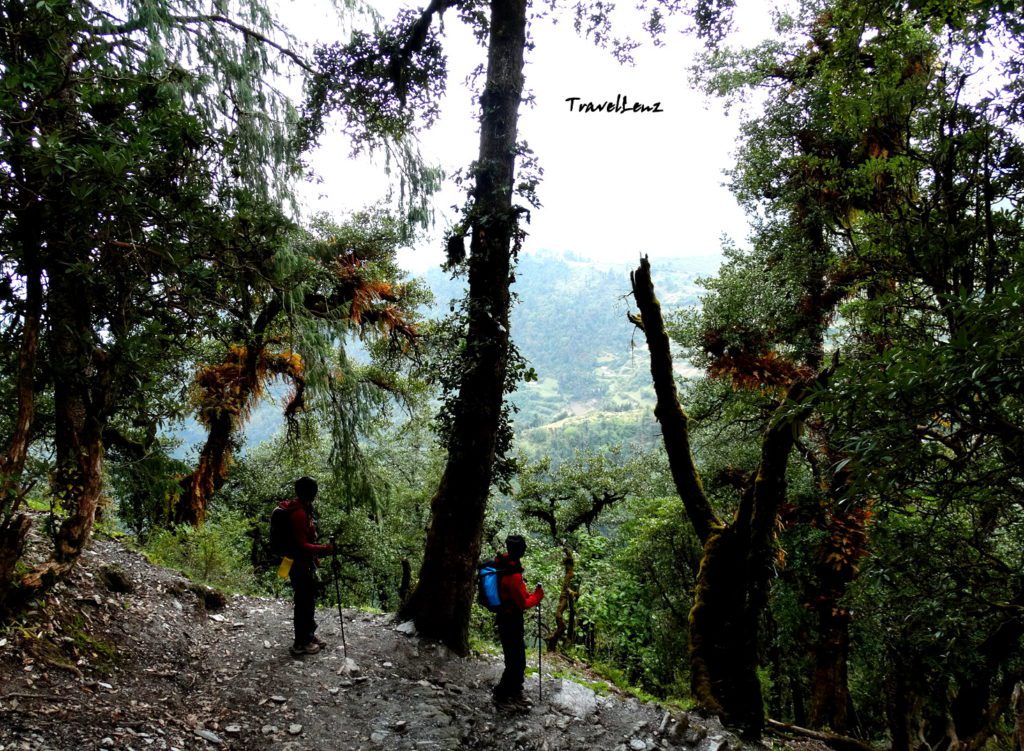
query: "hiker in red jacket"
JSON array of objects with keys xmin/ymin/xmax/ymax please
[
  {"xmin": 278, "ymin": 476, "xmax": 336, "ymax": 656},
  {"xmin": 493, "ymin": 534, "xmax": 544, "ymax": 708}
]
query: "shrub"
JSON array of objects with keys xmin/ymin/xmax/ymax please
[{"xmin": 144, "ymin": 510, "xmax": 255, "ymax": 592}]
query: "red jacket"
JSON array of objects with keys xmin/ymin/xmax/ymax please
[
  {"xmin": 495, "ymin": 553, "xmax": 543, "ymax": 613},
  {"xmin": 278, "ymin": 499, "xmax": 333, "ymax": 560}
]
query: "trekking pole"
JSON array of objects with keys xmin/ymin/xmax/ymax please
[
  {"xmin": 537, "ymin": 597, "xmax": 543, "ymax": 703},
  {"xmin": 329, "ymin": 537, "xmax": 347, "ymax": 658}
]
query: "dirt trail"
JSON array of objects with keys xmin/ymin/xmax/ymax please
[{"xmin": 0, "ymin": 534, "xmax": 778, "ymax": 751}]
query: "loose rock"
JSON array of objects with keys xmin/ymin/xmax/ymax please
[
  {"xmin": 193, "ymin": 728, "xmax": 223, "ymax": 745},
  {"xmin": 550, "ymin": 680, "xmax": 598, "ymax": 719},
  {"xmin": 338, "ymin": 658, "xmax": 360, "ymax": 677},
  {"xmin": 707, "ymin": 734, "xmax": 731, "ymax": 751},
  {"xmin": 683, "ymin": 726, "xmax": 708, "ymax": 745}
]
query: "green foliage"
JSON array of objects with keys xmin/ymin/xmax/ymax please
[
  {"xmin": 483, "ymin": 450, "xmax": 697, "ymax": 700},
  {"xmin": 109, "ymin": 444, "xmax": 191, "ymax": 539},
  {"xmin": 302, "ymin": 10, "xmax": 446, "ymax": 151},
  {"xmin": 300, "ymin": 8, "xmax": 445, "ymax": 228},
  {"xmin": 145, "ymin": 511, "xmax": 255, "ymax": 592},
  {"xmin": 213, "ymin": 413, "xmax": 440, "ymax": 608},
  {"xmin": 0, "ymin": 0, "xmax": 323, "ymax": 577},
  {"xmin": 685, "ymin": 0, "xmax": 1024, "ymax": 740}
]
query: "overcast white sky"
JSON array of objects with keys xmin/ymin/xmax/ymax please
[{"xmin": 283, "ymin": 1, "xmax": 776, "ymax": 272}]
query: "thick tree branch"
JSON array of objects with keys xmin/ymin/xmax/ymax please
[
  {"xmin": 630, "ymin": 255, "xmax": 721, "ymax": 543},
  {"xmin": 390, "ymin": 0, "xmax": 457, "ymax": 104},
  {"xmin": 564, "ymin": 490, "xmax": 623, "ymax": 534}
]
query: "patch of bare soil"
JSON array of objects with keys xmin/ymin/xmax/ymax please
[{"xmin": 0, "ymin": 532, "xmax": 823, "ymax": 751}]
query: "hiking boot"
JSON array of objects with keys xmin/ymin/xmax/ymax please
[
  {"xmin": 493, "ymin": 692, "xmax": 531, "ymax": 712},
  {"xmin": 508, "ymin": 693, "xmax": 533, "ymax": 709},
  {"xmin": 310, "ymin": 636, "xmax": 327, "ymax": 648},
  {"xmin": 289, "ymin": 641, "xmax": 322, "ymax": 656}
]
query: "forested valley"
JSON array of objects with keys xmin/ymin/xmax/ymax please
[{"xmin": 1, "ymin": 0, "xmax": 1023, "ymax": 750}]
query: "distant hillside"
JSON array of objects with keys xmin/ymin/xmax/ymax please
[
  {"xmin": 169, "ymin": 251, "xmax": 717, "ymax": 461},
  {"xmin": 425, "ymin": 250, "xmax": 714, "ymax": 459}
]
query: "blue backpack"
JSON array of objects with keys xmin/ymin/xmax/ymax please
[{"xmin": 477, "ymin": 560, "xmax": 507, "ymax": 611}]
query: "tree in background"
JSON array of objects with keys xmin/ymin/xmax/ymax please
[
  {"xmin": 173, "ymin": 208, "xmax": 426, "ymax": 525},
  {"xmin": 681, "ymin": 0, "xmax": 1024, "ymax": 742},
  {"xmin": 514, "ymin": 451, "xmax": 644, "ymax": 653},
  {"xmin": 631, "ymin": 255, "xmax": 833, "ymax": 738},
  {"xmin": 0, "ymin": 0, "xmax": 310, "ymax": 612},
  {"xmin": 394, "ymin": 0, "xmax": 530, "ymax": 653}
]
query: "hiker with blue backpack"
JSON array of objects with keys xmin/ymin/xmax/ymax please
[
  {"xmin": 482, "ymin": 534, "xmax": 544, "ymax": 709},
  {"xmin": 270, "ymin": 476, "xmax": 337, "ymax": 657}
]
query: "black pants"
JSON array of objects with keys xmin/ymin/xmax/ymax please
[
  {"xmin": 495, "ymin": 610, "xmax": 526, "ymax": 698},
  {"xmin": 289, "ymin": 561, "xmax": 318, "ymax": 647}
]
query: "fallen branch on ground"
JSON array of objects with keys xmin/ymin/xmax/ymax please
[{"xmin": 767, "ymin": 718, "xmax": 882, "ymax": 751}]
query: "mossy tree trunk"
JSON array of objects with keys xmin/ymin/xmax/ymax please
[
  {"xmin": 397, "ymin": 0, "xmax": 528, "ymax": 654},
  {"xmin": 19, "ymin": 258, "xmax": 112, "ymax": 598},
  {"xmin": 174, "ymin": 343, "xmax": 262, "ymax": 527},
  {"xmin": 11, "ymin": 48, "xmax": 117, "ymax": 601},
  {"xmin": 175, "ymin": 412, "xmax": 237, "ymax": 526},
  {"xmin": 630, "ymin": 256, "xmax": 830, "ymax": 739},
  {"xmin": 545, "ymin": 544, "xmax": 576, "ymax": 651},
  {"xmin": 175, "ymin": 296, "xmax": 305, "ymax": 526},
  {"xmin": 804, "ymin": 483, "xmax": 868, "ymax": 734}
]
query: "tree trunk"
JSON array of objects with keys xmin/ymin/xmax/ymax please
[
  {"xmin": 176, "ymin": 411, "xmax": 234, "ymax": 525},
  {"xmin": 1012, "ymin": 682, "xmax": 1024, "ymax": 751},
  {"xmin": 174, "ymin": 339, "xmax": 299, "ymax": 526},
  {"xmin": 885, "ymin": 658, "xmax": 920, "ymax": 751},
  {"xmin": 0, "ymin": 259, "xmax": 42, "ymax": 602},
  {"xmin": 946, "ymin": 593, "xmax": 1024, "ymax": 751},
  {"xmin": 792, "ymin": 670, "xmax": 808, "ymax": 727},
  {"xmin": 807, "ymin": 605, "xmax": 853, "ymax": 732},
  {"xmin": 2, "ymin": 13, "xmax": 109, "ymax": 606},
  {"xmin": 397, "ymin": 0, "xmax": 527, "ymax": 654},
  {"xmin": 19, "ymin": 265, "xmax": 110, "ymax": 597},
  {"xmin": 805, "ymin": 498, "xmax": 868, "ymax": 734},
  {"xmin": 398, "ymin": 558, "xmax": 412, "ymax": 604},
  {"xmin": 631, "ymin": 256, "xmax": 829, "ymax": 739},
  {"xmin": 174, "ymin": 342, "xmax": 259, "ymax": 526},
  {"xmin": 628, "ymin": 257, "xmax": 721, "ymax": 546},
  {"xmin": 0, "ymin": 261, "xmax": 42, "ymax": 501},
  {"xmin": 688, "ymin": 524, "xmax": 764, "ymax": 733},
  {"xmin": 546, "ymin": 545, "xmax": 575, "ymax": 651},
  {"xmin": 0, "ymin": 155, "xmax": 47, "ymax": 610}
]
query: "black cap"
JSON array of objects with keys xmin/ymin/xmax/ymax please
[
  {"xmin": 505, "ymin": 534, "xmax": 526, "ymax": 559},
  {"xmin": 295, "ymin": 476, "xmax": 318, "ymax": 503}
]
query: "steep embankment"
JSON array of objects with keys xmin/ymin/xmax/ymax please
[{"xmin": 0, "ymin": 533, "xmax": 804, "ymax": 751}]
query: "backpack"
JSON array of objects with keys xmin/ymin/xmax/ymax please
[
  {"xmin": 269, "ymin": 504, "xmax": 294, "ymax": 557},
  {"xmin": 477, "ymin": 559, "xmax": 507, "ymax": 611}
]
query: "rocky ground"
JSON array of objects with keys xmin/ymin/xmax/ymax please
[{"xmin": 0, "ymin": 533, "xmax": 823, "ymax": 751}]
